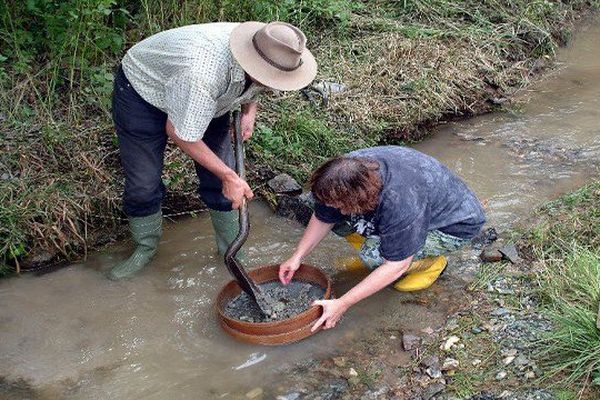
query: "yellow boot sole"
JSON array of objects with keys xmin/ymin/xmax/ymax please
[{"xmin": 393, "ymin": 256, "xmax": 447, "ymax": 292}]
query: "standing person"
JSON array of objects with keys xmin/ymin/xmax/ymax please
[
  {"xmin": 110, "ymin": 21, "xmax": 317, "ymax": 280},
  {"xmin": 278, "ymin": 146, "xmax": 485, "ymax": 331}
]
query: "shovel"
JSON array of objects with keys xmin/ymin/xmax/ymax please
[{"xmin": 223, "ymin": 110, "xmax": 274, "ymax": 316}]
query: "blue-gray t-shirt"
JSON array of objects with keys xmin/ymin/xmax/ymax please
[{"xmin": 314, "ymin": 146, "xmax": 486, "ymax": 261}]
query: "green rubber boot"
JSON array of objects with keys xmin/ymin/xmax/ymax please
[
  {"xmin": 208, "ymin": 209, "xmax": 242, "ymax": 257},
  {"xmin": 108, "ymin": 211, "xmax": 162, "ymax": 280}
]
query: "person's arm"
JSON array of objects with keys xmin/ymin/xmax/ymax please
[
  {"xmin": 165, "ymin": 119, "xmax": 253, "ymax": 209},
  {"xmin": 279, "ymin": 214, "xmax": 334, "ymax": 284},
  {"xmin": 240, "ymin": 102, "xmax": 258, "ymax": 141},
  {"xmin": 311, "ymin": 256, "xmax": 413, "ymax": 331}
]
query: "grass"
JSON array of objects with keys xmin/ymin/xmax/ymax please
[
  {"xmin": 0, "ymin": 0, "xmax": 598, "ymax": 272},
  {"xmin": 524, "ymin": 181, "xmax": 600, "ymax": 395}
]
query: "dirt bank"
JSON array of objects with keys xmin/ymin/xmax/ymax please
[{"xmin": 0, "ymin": 1, "xmax": 597, "ymax": 273}]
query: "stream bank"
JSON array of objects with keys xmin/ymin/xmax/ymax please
[{"xmin": 1, "ymin": 1, "xmax": 598, "ymax": 273}]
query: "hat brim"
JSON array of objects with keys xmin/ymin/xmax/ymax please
[{"xmin": 230, "ymin": 21, "xmax": 317, "ymax": 91}]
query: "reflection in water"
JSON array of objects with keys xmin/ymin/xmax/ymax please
[{"xmin": 1, "ymin": 19, "xmax": 600, "ymax": 400}]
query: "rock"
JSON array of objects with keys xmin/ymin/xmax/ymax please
[
  {"xmin": 313, "ymin": 80, "xmax": 346, "ymax": 94},
  {"xmin": 348, "ymin": 368, "xmax": 358, "ymax": 377},
  {"xmin": 471, "ymin": 227, "xmax": 498, "ymax": 248},
  {"xmin": 442, "ymin": 336, "xmax": 460, "ymax": 351},
  {"xmin": 491, "ymin": 308, "xmax": 510, "ymax": 317},
  {"xmin": 420, "ymin": 355, "xmax": 440, "ymax": 370},
  {"xmin": 277, "ymin": 394, "xmax": 300, "ymax": 400},
  {"xmin": 495, "ymin": 371, "xmax": 507, "ymax": 380},
  {"xmin": 480, "ymin": 247, "xmax": 503, "ymax": 262},
  {"xmin": 276, "ymin": 193, "xmax": 313, "ymax": 226},
  {"xmin": 268, "ymin": 173, "xmax": 302, "ymax": 194},
  {"xmin": 321, "ymin": 379, "xmax": 350, "ymax": 398},
  {"xmin": 332, "ymin": 357, "xmax": 347, "ymax": 368},
  {"xmin": 472, "ymin": 359, "xmax": 482, "ymax": 367},
  {"xmin": 503, "ymin": 356, "xmax": 515, "ymax": 365},
  {"xmin": 471, "ymin": 327, "xmax": 483, "ymax": 334},
  {"xmin": 524, "ymin": 371, "xmax": 536, "ymax": 380},
  {"xmin": 503, "ymin": 349, "xmax": 518, "ymax": 357},
  {"xmin": 360, "ymin": 386, "xmax": 389, "ymax": 400},
  {"xmin": 421, "ymin": 355, "xmax": 442, "ymax": 378},
  {"xmin": 21, "ymin": 249, "xmax": 56, "ymax": 270},
  {"xmin": 425, "ymin": 366, "xmax": 443, "ymax": 379},
  {"xmin": 402, "ymin": 333, "xmax": 421, "ymax": 351},
  {"xmin": 246, "ymin": 387, "xmax": 264, "ymax": 399},
  {"xmin": 422, "ymin": 383, "xmax": 445, "ymax": 400},
  {"xmin": 513, "ymin": 355, "xmax": 529, "ymax": 366},
  {"xmin": 442, "ymin": 358, "xmax": 459, "ymax": 371},
  {"xmin": 498, "ymin": 243, "xmax": 521, "ymax": 264}
]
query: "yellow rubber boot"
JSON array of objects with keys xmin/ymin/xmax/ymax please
[
  {"xmin": 393, "ymin": 256, "xmax": 447, "ymax": 292},
  {"xmin": 334, "ymin": 233, "xmax": 367, "ymax": 272}
]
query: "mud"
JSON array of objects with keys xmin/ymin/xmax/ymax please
[{"xmin": 224, "ymin": 280, "xmax": 326, "ymax": 322}]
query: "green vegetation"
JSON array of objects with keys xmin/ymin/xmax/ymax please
[
  {"xmin": 1, "ymin": 0, "xmax": 598, "ymax": 272},
  {"xmin": 526, "ymin": 182, "xmax": 600, "ymax": 391}
]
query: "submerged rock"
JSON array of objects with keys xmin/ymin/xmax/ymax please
[{"xmin": 268, "ymin": 173, "xmax": 302, "ymax": 194}]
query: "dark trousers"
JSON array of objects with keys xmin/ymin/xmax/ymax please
[{"xmin": 112, "ymin": 66, "xmax": 234, "ymax": 217}]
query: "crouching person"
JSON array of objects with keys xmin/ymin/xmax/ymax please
[{"xmin": 278, "ymin": 146, "xmax": 485, "ymax": 331}]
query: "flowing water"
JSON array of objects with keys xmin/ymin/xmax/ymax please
[{"xmin": 2, "ymin": 20, "xmax": 600, "ymax": 400}]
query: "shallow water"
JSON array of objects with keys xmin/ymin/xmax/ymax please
[{"xmin": 1, "ymin": 19, "xmax": 600, "ymax": 400}]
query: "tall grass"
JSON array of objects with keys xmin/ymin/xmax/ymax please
[{"xmin": 527, "ymin": 182, "xmax": 600, "ymax": 393}]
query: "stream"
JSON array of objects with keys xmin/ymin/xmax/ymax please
[{"xmin": 1, "ymin": 19, "xmax": 599, "ymax": 400}]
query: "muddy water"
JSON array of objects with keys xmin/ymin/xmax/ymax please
[{"xmin": 2, "ymin": 20, "xmax": 600, "ymax": 400}]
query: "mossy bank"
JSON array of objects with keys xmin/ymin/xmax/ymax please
[{"xmin": 0, "ymin": 0, "xmax": 598, "ymax": 273}]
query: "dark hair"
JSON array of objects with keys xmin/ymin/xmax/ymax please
[{"xmin": 310, "ymin": 156, "xmax": 382, "ymax": 214}]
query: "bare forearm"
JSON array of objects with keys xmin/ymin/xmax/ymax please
[
  {"xmin": 291, "ymin": 214, "xmax": 334, "ymax": 260},
  {"xmin": 241, "ymin": 101, "xmax": 258, "ymax": 117},
  {"xmin": 340, "ymin": 257, "xmax": 412, "ymax": 307},
  {"xmin": 166, "ymin": 119, "xmax": 236, "ymax": 181}
]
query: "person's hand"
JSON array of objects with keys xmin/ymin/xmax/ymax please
[
  {"xmin": 240, "ymin": 107, "xmax": 256, "ymax": 141},
  {"xmin": 279, "ymin": 256, "xmax": 302, "ymax": 285},
  {"xmin": 222, "ymin": 173, "xmax": 253, "ymax": 209},
  {"xmin": 311, "ymin": 298, "xmax": 350, "ymax": 332}
]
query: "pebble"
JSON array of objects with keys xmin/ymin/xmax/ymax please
[
  {"xmin": 503, "ymin": 349, "xmax": 518, "ymax": 357},
  {"xmin": 277, "ymin": 394, "xmax": 300, "ymax": 400},
  {"xmin": 471, "ymin": 327, "xmax": 483, "ymax": 334},
  {"xmin": 426, "ymin": 367, "xmax": 442, "ymax": 379},
  {"xmin": 472, "ymin": 359, "xmax": 482, "ymax": 367},
  {"xmin": 496, "ymin": 371, "xmax": 507, "ymax": 380},
  {"xmin": 348, "ymin": 368, "xmax": 358, "ymax": 377},
  {"xmin": 442, "ymin": 358, "xmax": 460, "ymax": 371},
  {"xmin": 525, "ymin": 371, "xmax": 536, "ymax": 379},
  {"xmin": 246, "ymin": 387, "xmax": 264, "ymax": 399},
  {"xmin": 423, "ymin": 382, "xmax": 445, "ymax": 400},
  {"xmin": 491, "ymin": 308, "xmax": 510, "ymax": 317},
  {"xmin": 402, "ymin": 333, "xmax": 421, "ymax": 351},
  {"xmin": 513, "ymin": 355, "xmax": 530, "ymax": 366},
  {"xmin": 503, "ymin": 356, "xmax": 516, "ymax": 365},
  {"xmin": 442, "ymin": 336, "xmax": 460, "ymax": 351}
]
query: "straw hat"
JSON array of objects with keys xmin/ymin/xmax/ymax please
[{"xmin": 230, "ymin": 21, "xmax": 317, "ymax": 91}]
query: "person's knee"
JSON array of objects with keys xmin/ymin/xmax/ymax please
[{"xmin": 124, "ymin": 181, "xmax": 164, "ymax": 216}]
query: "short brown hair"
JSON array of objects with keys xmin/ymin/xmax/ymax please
[{"xmin": 310, "ymin": 156, "xmax": 382, "ymax": 214}]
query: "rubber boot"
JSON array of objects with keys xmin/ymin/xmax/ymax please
[
  {"xmin": 208, "ymin": 209, "xmax": 241, "ymax": 257},
  {"xmin": 108, "ymin": 211, "xmax": 162, "ymax": 280},
  {"xmin": 393, "ymin": 256, "xmax": 447, "ymax": 292},
  {"xmin": 334, "ymin": 233, "xmax": 368, "ymax": 272}
]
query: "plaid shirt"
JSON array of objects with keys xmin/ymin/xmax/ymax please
[{"xmin": 122, "ymin": 23, "xmax": 264, "ymax": 141}]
